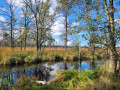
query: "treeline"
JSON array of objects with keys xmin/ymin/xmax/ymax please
[{"xmin": 0, "ymin": 0, "xmax": 56, "ymax": 52}]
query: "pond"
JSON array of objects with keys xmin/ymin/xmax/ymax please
[{"xmin": 0, "ymin": 60, "xmax": 100, "ymax": 86}]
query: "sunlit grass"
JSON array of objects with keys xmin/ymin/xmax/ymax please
[
  {"xmin": 49, "ymin": 65, "xmax": 120, "ymax": 90},
  {"xmin": 0, "ymin": 47, "xmax": 106, "ymax": 65}
]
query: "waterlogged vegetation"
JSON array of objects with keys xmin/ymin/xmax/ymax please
[
  {"xmin": 0, "ymin": 60, "xmax": 99, "ymax": 89},
  {"xmin": 0, "ymin": 47, "xmax": 119, "ymax": 89},
  {"xmin": 48, "ymin": 67, "xmax": 120, "ymax": 90},
  {"xmin": 51, "ymin": 66, "xmax": 109, "ymax": 89},
  {"xmin": 1, "ymin": 64, "xmax": 119, "ymax": 90},
  {"xmin": 0, "ymin": 47, "xmax": 104, "ymax": 66},
  {"xmin": 20, "ymin": 67, "xmax": 120, "ymax": 90}
]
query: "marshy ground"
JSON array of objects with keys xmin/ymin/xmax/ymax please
[{"xmin": 0, "ymin": 47, "xmax": 120, "ymax": 90}]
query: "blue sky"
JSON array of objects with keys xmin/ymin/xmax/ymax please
[
  {"xmin": 0, "ymin": 0, "xmax": 89, "ymax": 46},
  {"xmin": 0, "ymin": 0, "xmax": 120, "ymax": 47}
]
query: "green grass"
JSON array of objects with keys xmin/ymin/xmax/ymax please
[
  {"xmin": 28, "ymin": 85, "xmax": 62, "ymax": 90},
  {"xmin": 0, "ymin": 50, "xmax": 103, "ymax": 66},
  {"xmin": 49, "ymin": 65, "xmax": 120, "ymax": 90}
]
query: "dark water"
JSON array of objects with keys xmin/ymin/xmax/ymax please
[{"xmin": 0, "ymin": 60, "xmax": 100, "ymax": 87}]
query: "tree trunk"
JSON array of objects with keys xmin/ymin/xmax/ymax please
[
  {"xmin": 24, "ymin": 16, "xmax": 27, "ymax": 51},
  {"xmin": 104, "ymin": 29, "xmax": 109, "ymax": 59},
  {"xmin": 104, "ymin": 0, "xmax": 118, "ymax": 73},
  {"xmin": 79, "ymin": 57, "xmax": 82, "ymax": 71},
  {"xmin": 90, "ymin": 44, "xmax": 95, "ymax": 60},
  {"xmin": 13, "ymin": 32, "xmax": 14, "ymax": 49},
  {"xmin": 35, "ymin": 17, "xmax": 39, "ymax": 53},
  {"xmin": 106, "ymin": 47, "xmax": 109, "ymax": 58},
  {"xmin": 11, "ymin": 12, "xmax": 13, "ymax": 50},
  {"xmin": 79, "ymin": 46, "xmax": 81, "ymax": 60},
  {"xmin": 35, "ymin": 0, "xmax": 39, "ymax": 53},
  {"xmin": 36, "ymin": 23, "xmax": 38, "ymax": 53},
  {"xmin": 109, "ymin": 0, "xmax": 118, "ymax": 73},
  {"xmin": 109, "ymin": 50, "xmax": 118, "ymax": 73},
  {"xmin": 64, "ymin": 61, "xmax": 68, "ymax": 70},
  {"xmin": 24, "ymin": 37, "xmax": 27, "ymax": 50},
  {"xmin": 91, "ymin": 61, "xmax": 95, "ymax": 69},
  {"xmin": 92, "ymin": 45, "xmax": 95, "ymax": 60},
  {"xmin": 65, "ymin": 7, "xmax": 67, "ymax": 51},
  {"xmin": 36, "ymin": 27, "xmax": 39, "ymax": 53},
  {"xmin": 118, "ymin": 60, "xmax": 120, "ymax": 71},
  {"xmin": 39, "ymin": 43, "xmax": 42, "ymax": 51},
  {"xmin": 89, "ymin": 31, "xmax": 95, "ymax": 60},
  {"xmin": 20, "ymin": 40, "xmax": 22, "ymax": 51}
]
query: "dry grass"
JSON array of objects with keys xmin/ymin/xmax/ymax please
[
  {"xmin": 0, "ymin": 47, "xmax": 32, "ymax": 58},
  {"xmin": 0, "ymin": 47, "xmax": 89, "ymax": 59},
  {"xmin": 1, "ymin": 47, "xmax": 116, "ymax": 64},
  {"xmin": 0, "ymin": 47, "xmax": 90, "ymax": 65}
]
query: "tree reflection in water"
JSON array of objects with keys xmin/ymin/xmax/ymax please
[
  {"xmin": 0, "ymin": 60, "xmax": 100, "ymax": 89},
  {"xmin": 64, "ymin": 61, "xmax": 68, "ymax": 70},
  {"xmin": 0, "ymin": 65, "xmax": 52, "ymax": 89}
]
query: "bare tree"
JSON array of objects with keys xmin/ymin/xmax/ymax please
[{"xmin": 0, "ymin": 0, "xmax": 18, "ymax": 50}]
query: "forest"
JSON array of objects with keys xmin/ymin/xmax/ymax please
[{"xmin": 0, "ymin": 0, "xmax": 120, "ymax": 90}]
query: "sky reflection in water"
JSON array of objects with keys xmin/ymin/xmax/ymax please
[{"xmin": 0, "ymin": 60, "xmax": 100, "ymax": 85}]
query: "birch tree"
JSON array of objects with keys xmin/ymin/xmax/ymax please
[{"xmin": 104, "ymin": 0, "xmax": 119, "ymax": 73}]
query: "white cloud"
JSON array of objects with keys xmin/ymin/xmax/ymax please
[
  {"xmin": 115, "ymin": 18, "xmax": 120, "ymax": 25},
  {"xmin": 54, "ymin": 38, "xmax": 64, "ymax": 46},
  {"xmin": 0, "ymin": 16, "xmax": 6, "ymax": 22},
  {"xmin": 54, "ymin": 39, "xmax": 60, "ymax": 45},
  {"xmin": 7, "ymin": 0, "xmax": 58, "ymax": 11},
  {"xmin": 72, "ymin": 22, "xmax": 80, "ymax": 27},
  {"xmin": 54, "ymin": 39, "xmax": 72, "ymax": 46},
  {"xmin": 49, "ymin": 0, "xmax": 58, "ymax": 15},
  {"xmin": 51, "ymin": 14, "xmax": 65, "ymax": 36},
  {"xmin": 0, "ymin": 8, "xmax": 6, "ymax": 11},
  {"xmin": 67, "ymin": 41, "xmax": 72, "ymax": 46},
  {"xmin": 7, "ymin": 0, "xmax": 58, "ymax": 18},
  {"xmin": 7, "ymin": 0, "xmax": 23, "ymax": 7},
  {"xmin": 54, "ymin": 39, "xmax": 59, "ymax": 45}
]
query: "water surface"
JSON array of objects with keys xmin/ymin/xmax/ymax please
[{"xmin": 0, "ymin": 60, "xmax": 100, "ymax": 86}]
